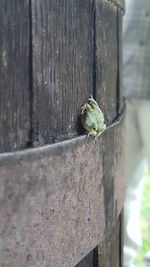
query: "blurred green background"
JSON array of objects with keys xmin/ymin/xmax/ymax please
[{"xmin": 135, "ymin": 171, "xmax": 150, "ymax": 267}]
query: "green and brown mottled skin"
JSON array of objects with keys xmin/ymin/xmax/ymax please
[{"xmin": 81, "ymin": 96, "xmax": 106, "ymax": 137}]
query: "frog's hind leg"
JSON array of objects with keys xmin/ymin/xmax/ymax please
[
  {"xmin": 88, "ymin": 96, "xmax": 99, "ymax": 108},
  {"xmin": 81, "ymin": 103, "xmax": 92, "ymax": 114},
  {"xmin": 88, "ymin": 94, "xmax": 96, "ymax": 102}
]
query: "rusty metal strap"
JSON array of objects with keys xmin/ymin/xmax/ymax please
[{"xmin": 0, "ymin": 112, "xmax": 126, "ymax": 267}]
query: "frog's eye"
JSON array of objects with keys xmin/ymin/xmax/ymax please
[
  {"xmin": 92, "ymin": 127, "xmax": 97, "ymax": 131},
  {"xmin": 91, "ymin": 123, "xmax": 96, "ymax": 130}
]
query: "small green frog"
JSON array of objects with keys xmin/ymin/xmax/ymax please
[{"xmin": 81, "ymin": 96, "xmax": 106, "ymax": 136}]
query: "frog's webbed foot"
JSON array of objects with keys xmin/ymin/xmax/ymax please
[
  {"xmin": 97, "ymin": 127, "xmax": 106, "ymax": 137},
  {"xmin": 94, "ymin": 134, "xmax": 101, "ymax": 143},
  {"xmin": 86, "ymin": 131, "xmax": 100, "ymax": 143},
  {"xmin": 93, "ymin": 130, "xmax": 104, "ymax": 142},
  {"xmin": 87, "ymin": 130, "xmax": 97, "ymax": 138},
  {"xmin": 87, "ymin": 131, "xmax": 93, "ymax": 138}
]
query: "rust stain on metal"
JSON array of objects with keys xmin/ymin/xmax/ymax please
[{"xmin": 0, "ymin": 113, "xmax": 126, "ymax": 267}]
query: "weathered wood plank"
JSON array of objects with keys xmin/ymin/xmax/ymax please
[
  {"xmin": 75, "ymin": 246, "xmax": 98, "ymax": 267},
  {"xmin": 0, "ymin": 0, "xmax": 30, "ymax": 152},
  {"xmin": 117, "ymin": 9, "xmax": 124, "ymax": 114},
  {"xmin": 94, "ymin": 0, "xmax": 124, "ymax": 232},
  {"xmin": 0, "ymin": 1, "xmax": 125, "ymax": 266},
  {"xmin": 0, "ymin": 114, "xmax": 125, "ymax": 267},
  {"xmin": 95, "ymin": 0, "xmax": 118, "ymax": 122},
  {"xmin": 102, "ymin": 111, "xmax": 125, "ymax": 234},
  {"xmin": 75, "ymin": 250, "xmax": 94, "ymax": 267},
  {"xmin": 98, "ymin": 218, "xmax": 121, "ymax": 267},
  {"xmin": 94, "ymin": 3, "xmax": 125, "ymax": 266},
  {"xmin": 31, "ymin": 0, "xmax": 94, "ymax": 145}
]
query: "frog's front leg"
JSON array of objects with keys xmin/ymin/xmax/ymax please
[
  {"xmin": 93, "ymin": 131, "xmax": 104, "ymax": 143},
  {"xmin": 87, "ymin": 132, "xmax": 99, "ymax": 143},
  {"xmin": 87, "ymin": 129, "xmax": 97, "ymax": 137}
]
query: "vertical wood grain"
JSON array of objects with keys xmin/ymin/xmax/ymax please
[
  {"xmin": 95, "ymin": 0, "xmax": 118, "ymax": 123},
  {"xmin": 0, "ymin": 0, "xmax": 124, "ymax": 266},
  {"xmin": 76, "ymin": 2, "xmax": 122, "ymax": 266},
  {"xmin": 98, "ymin": 219, "xmax": 120, "ymax": 267},
  {"xmin": 0, "ymin": 0, "xmax": 30, "ymax": 152},
  {"xmin": 117, "ymin": 9, "xmax": 124, "ymax": 114},
  {"xmin": 31, "ymin": 0, "xmax": 94, "ymax": 145},
  {"xmin": 95, "ymin": 3, "xmax": 123, "ymax": 267}
]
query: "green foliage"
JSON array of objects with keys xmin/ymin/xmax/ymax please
[{"xmin": 135, "ymin": 172, "xmax": 150, "ymax": 267}]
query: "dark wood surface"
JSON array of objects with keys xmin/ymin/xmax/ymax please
[
  {"xmin": 0, "ymin": 0, "xmax": 30, "ymax": 153},
  {"xmin": 76, "ymin": 2, "xmax": 124, "ymax": 266},
  {"xmin": 31, "ymin": 0, "xmax": 94, "ymax": 145},
  {"xmin": 117, "ymin": 8, "xmax": 124, "ymax": 114},
  {"xmin": 95, "ymin": 0, "xmax": 118, "ymax": 123},
  {"xmin": 75, "ymin": 247, "xmax": 98, "ymax": 267},
  {"xmin": 0, "ymin": 0, "xmax": 125, "ymax": 266},
  {"xmin": 98, "ymin": 218, "xmax": 121, "ymax": 267},
  {"xmin": 77, "ymin": 217, "xmax": 122, "ymax": 267}
]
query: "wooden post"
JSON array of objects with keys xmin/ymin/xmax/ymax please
[{"xmin": 0, "ymin": 0, "xmax": 125, "ymax": 266}]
